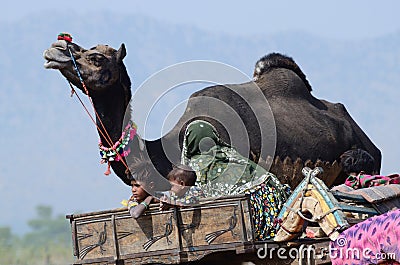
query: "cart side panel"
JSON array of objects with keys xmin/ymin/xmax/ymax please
[
  {"xmin": 116, "ymin": 210, "xmax": 180, "ymax": 255},
  {"xmin": 179, "ymin": 205, "xmax": 240, "ymax": 248},
  {"xmin": 75, "ymin": 217, "xmax": 116, "ymax": 261}
]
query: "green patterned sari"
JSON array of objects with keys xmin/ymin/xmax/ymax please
[{"xmin": 181, "ymin": 120, "xmax": 290, "ymax": 240}]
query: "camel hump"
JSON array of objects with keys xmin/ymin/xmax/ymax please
[{"xmin": 253, "ymin": 53, "xmax": 312, "ymax": 92}]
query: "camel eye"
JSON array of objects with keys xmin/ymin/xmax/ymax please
[{"xmin": 87, "ymin": 54, "xmax": 105, "ymax": 67}]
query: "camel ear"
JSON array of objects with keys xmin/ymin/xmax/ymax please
[{"xmin": 116, "ymin": 43, "xmax": 126, "ymax": 63}]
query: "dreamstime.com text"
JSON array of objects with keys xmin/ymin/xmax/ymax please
[{"xmin": 256, "ymin": 243, "xmax": 397, "ymax": 262}]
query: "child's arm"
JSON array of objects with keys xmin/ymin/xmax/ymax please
[{"xmin": 129, "ymin": 196, "xmax": 153, "ymax": 219}]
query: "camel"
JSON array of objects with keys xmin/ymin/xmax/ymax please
[{"xmin": 43, "ymin": 38, "xmax": 381, "ymax": 188}]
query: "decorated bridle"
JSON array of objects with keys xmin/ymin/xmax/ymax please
[{"xmin": 57, "ymin": 33, "xmax": 136, "ymax": 176}]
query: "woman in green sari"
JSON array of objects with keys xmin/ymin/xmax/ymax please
[{"xmin": 181, "ymin": 120, "xmax": 290, "ymax": 240}]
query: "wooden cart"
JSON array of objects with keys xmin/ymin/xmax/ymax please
[{"xmin": 66, "ymin": 194, "xmax": 332, "ymax": 265}]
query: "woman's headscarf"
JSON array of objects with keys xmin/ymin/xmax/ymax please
[{"xmin": 181, "ymin": 120, "xmax": 288, "ymax": 198}]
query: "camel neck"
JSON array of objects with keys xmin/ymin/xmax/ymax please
[{"xmin": 91, "ymin": 87, "xmax": 130, "ymax": 146}]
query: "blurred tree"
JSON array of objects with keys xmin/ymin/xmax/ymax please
[
  {"xmin": 21, "ymin": 205, "xmax": 72, "ymax": 264},
  {"xmin": 24, "ymin": 205, "xmax": 71, "ymax": 246},
  {"xmin": 0, "ymin": 205, "xmax": 74, "ymax": 265},
  {"xmin": 0, "ymin": 226, "xmax": 13, "ymax": 245},
  {"xmin": 0, "ymin": 226, "xmax": 17, "ymax": 264}
]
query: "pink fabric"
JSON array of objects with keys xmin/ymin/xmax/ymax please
[
  {"xmin": 344, "ymin": 174, "xmax": 400, "ymax": 189},
  {"xmin": 330, "ymin": 209, "xmax": 400, "ymax": 265}
]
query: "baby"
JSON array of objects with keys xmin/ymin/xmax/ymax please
[
  {"xmin": 160, "ymin": 164, "xmax": 204, "ymax": 210},
  {"xmin": 340, "ymin": 148, "xmax": 400, "ymax": 189}
]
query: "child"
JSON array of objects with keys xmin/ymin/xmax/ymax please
[
  {"xmin": 340, "ymin": 148, "xmax": 376, "ymax": 176},
  {"xmin": 160, "ymin": 164, "xmax": 204, "ymax": 210},
  {"xmin": 125, "ymin": 159, "xmax": 157, "ymax": 219},
  {"xmin": 340, "ymin": 149, "xmax": 400, "ymax": 189}
]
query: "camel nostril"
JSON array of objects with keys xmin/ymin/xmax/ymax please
[{"xmin": 51, "ymin": 40, "xmax": 68, "ymax": 51}]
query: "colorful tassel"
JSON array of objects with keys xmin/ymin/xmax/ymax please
[
  {"xmin": 98, "ymin": 121, "xmax": 138, "ymax": 175},
  {"xmin": 57, "ymin": 32, "xmax": 73, "ymax": 43},
  {"xmin": 104, "ymin": 162, "xmax": 111, "ymax": 176}
]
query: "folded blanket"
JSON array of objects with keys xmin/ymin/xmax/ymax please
[
  {"xmin": 331, "ymin": 184, "xmax": 400, "ymax": 213},
  {"xmin": 332, "ymin": 184, "xmax": 400, "ymax": 203},
  {"xmin": 345, "ymin": 174, "xmax": 400, "ymax": 189}
]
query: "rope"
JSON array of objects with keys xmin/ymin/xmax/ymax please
[
  {"xmin": 67, "ymin": 82, "xmax": 113, "ymax": 148},
  {"xmin": 313, "ymin": 206, "xmax": 340, "ymax": 221}
]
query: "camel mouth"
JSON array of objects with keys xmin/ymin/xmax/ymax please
[
  {"xmin": 44, "ymin": 60, "xmax": 67, "ymax": 69},
  {"xmin": 43, "ymin": 49, "xmax": 71, "ymax": 69}
]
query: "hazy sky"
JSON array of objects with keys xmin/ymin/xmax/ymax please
[{"xmin": 3, "ymin": 1, "xmax": 400, "ymax": 40}]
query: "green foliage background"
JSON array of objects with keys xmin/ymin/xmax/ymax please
[{"xmin": 0, "ymin": 205, "xmax": 73, "ymax": 265}]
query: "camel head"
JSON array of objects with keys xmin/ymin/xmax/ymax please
[
  {"xmin": 43, "ymin": 37, "xmax": 141, "ymax": 185},
  {"xmin": 43, "ymin": 39, "xmax": 131, "ymax": 105}
]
